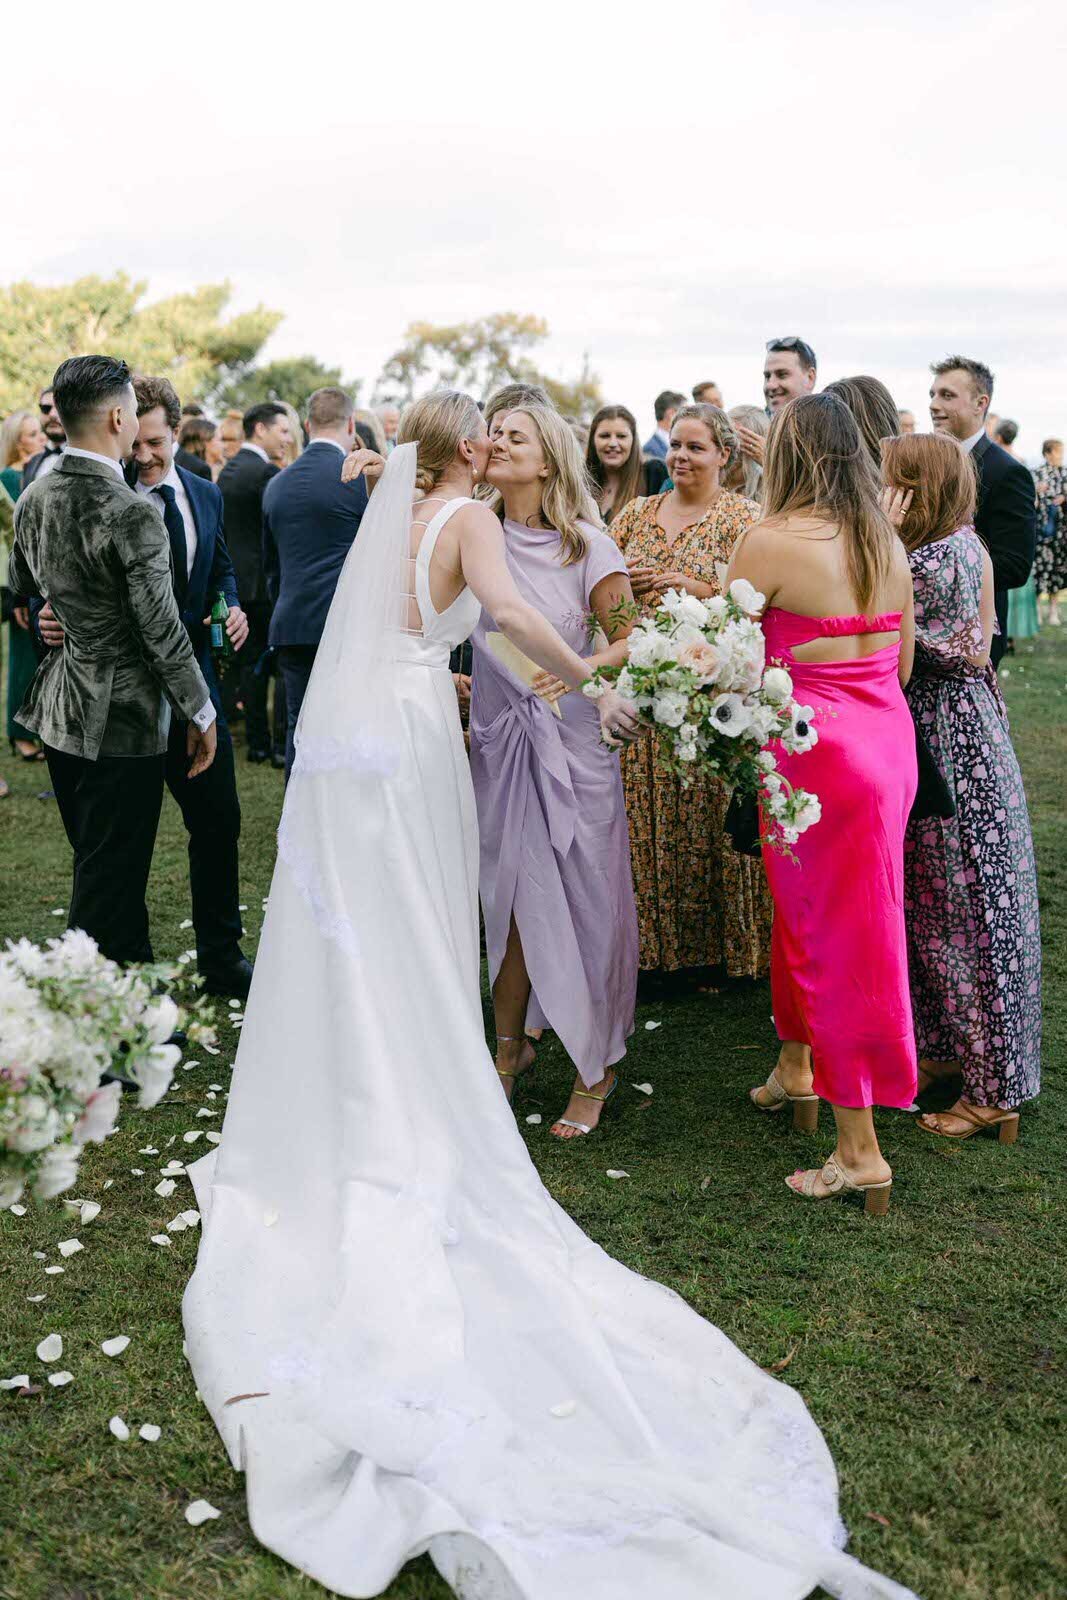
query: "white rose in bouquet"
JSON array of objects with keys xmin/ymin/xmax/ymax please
[
  {"xmin": 762, "ymin": 666, "xmax": 794, "ymax": 704},
  {"xmin": 627, "ymin": 626, "xmax": 674, "ymax": 670},
  {"xmin": 135, "ymin": 1042, "xmax": 181, "ymax": 1110},
  {"xmin": 34, "ymin": 1142, "xmax": 82, "ymax": 1200},
  {"xmin": 676, "ymin": 592, "xmax": 710, "ymax": 628},
  {"xmin": 5, "ymin": 1095, "xmax": 62, "ymax": 1154},
  {"xmin": 728, "ymin": 578, "xmax": 766, "ymax": 616},
  {"xmin": 703, "ymin": 595, "xmax": 728, "ymax": 624},
  {"xmin": 706, "ymin": 693, "xmax": 753, "ymax": 738},
  {"xmin": 651, "ymin": 689, "xmax": 689, "ymax": 728},
  {"xmin": 143, "ymin": 994, "xmax": 179, "ymax": 1047}
]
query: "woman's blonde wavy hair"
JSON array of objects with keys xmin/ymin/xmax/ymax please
[
  {"xmin": 486, "ymin": 402, "xmax": 602, "ymax": 565},
  {"xmin": 762, "ymin": 392, "xmax": 894, "ymax": 612},
  {"xmin": 1, "ymin": 408, "xmax": 35, "ymax": 469},
  {"xmin": 398, "ymin": 388, "xmax": 484, "ymax": 493}
]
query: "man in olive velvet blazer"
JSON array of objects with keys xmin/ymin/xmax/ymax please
[{"xmin": 9, "ymin": 356, "xmax": 216, "ymax": 965}]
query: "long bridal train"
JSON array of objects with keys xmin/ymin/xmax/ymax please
[{"xmin": 182, "ymin": 441, "xmax": 917, "ymax": 1600}]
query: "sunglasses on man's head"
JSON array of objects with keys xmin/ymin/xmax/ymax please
[{"xmin": 766, "ymin": 337, "xmax": 803, "ymax": 351}]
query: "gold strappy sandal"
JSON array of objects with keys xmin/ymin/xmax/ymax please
[
  {"xmin": 785, "ymin": 1155, "xmax": 893, "ymax": 1216},
  {"xmin": 750, "ymin": 1067, "xmax": 820, "ymax": 1133},
  {"xmin": 551, "ymin": 1072, "xmax": 618, "ymax": 1140},
  {"xmin": 918, "ymin": 1103, "xmax": 1020, "ymax": 1144},
  {"xmin": 495, "ymin": 1035, "xmax": 535, "ymax": 1099}
]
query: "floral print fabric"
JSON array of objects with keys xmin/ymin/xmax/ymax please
[
  {"xmin": 904, "ymin": 528, "xmax": 1042, "ymax": 1107},
  {"xmin": 612, "ymin": 490, "xmax": 772, "ymax": 975}
]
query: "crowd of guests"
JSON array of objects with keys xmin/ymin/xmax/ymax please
[{"xmin": 0, "ymin": 338, "xmax": 1047, "ymax": 1208}]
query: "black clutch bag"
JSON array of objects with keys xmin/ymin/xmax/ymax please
[
  {"xmin": 724, "ymin": 790, "xmax": 762, "ymax": 858},
  {"xmin": 910, "ymin": 720, "xmax": 955, "ymax": 822}
]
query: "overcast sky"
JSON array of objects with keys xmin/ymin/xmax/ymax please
[{"xmin": 5, "ymin": 0, "xmax": 1065, "ymax": 453}]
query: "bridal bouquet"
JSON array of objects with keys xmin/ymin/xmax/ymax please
[
  {"xmin": 0, "ymin": 931, "xmax": 217, "ymax": 1210},
  {"xmin": 584, "ymin": 579, "xmax": 821, "ymax": 849}
]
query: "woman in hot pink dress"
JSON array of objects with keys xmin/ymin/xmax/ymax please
[{"xmin": 727, "ymin": 394, "xmax": 917, "ymax": 1213}]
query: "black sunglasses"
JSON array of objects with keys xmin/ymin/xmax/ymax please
[
  {"xmin": 766, "ymin": 337, "xmax": 804, "ymax": 351},
  {"xmin": 40, "ymin": 401, "xmax": 58, "ymax": 415}
]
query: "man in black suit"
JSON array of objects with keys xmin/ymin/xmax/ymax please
[
  {"xmin": 263, "ymin": 387, "xmax": 368, "ymax": 776},
  {"xmin": 22, "ymin": 387, "xmax": 67, "ymax": 485},
  {"xmin": 218, "ymin": 402, "xmax": 292, "ymax": 762},
  {"xmin": 38, "ymin": 374, "xmax": 254, "ymax": 999},
  {"xmin": 929, "ymin": 356, "xmax": 1036, "ymax": 666}
]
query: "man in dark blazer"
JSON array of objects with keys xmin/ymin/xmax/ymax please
[
  {"xmin": 263, "ymin": 387, "xmax": 368, "ymax": 776},
  {"xmin": 218, "ymin": 402, "xmax": 292, "ymax": 762},
  {"xmin": 642, "ymin": 389, "xmax": 685, "ymax": 460},
  {"xmin": 10, "ymin": 356, "xmax": 217, "ymax": 966},
  {"xmin": 930, "ymin": 356, "xmax": 1036, "ymax": 666},
  {"xmin": 22, "ymin": 387, "xmax": 67, "ymax": 485}
]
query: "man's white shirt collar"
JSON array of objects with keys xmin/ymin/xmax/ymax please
[
  {"xmin": 63, "ymin": 446, "xmax": 125, "ymax": 481},
  {"xmin": 135, "ymin": 461, "xmax": 181, "ymax": 497},
  {"xmin": 962, "ymin": 427, "xmax": 986, "ymax": 454},
  {"xmin": 241, "ymin": 441, "xmax": 271, "ymax": 464},
  {"xmin": 307, "ymin": 437, "xmax": 346, "ymax": 455}
]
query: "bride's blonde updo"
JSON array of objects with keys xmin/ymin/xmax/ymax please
[{"xmin": 398, "ymin": 388, "xmax": 483, "ymax": 493}]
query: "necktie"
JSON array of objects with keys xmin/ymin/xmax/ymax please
[{"xmin": 152, "ymin": 483, "xmax": 188, "ymax": 609}]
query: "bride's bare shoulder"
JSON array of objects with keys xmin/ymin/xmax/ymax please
[{"xmin": 452, "ymin": 500, "xmax": 504, "ymax": 539}]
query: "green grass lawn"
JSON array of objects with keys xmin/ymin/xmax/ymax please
[{"xmin": 1, "ymin": 635, "xmax": 1064, "ymax": 1600}]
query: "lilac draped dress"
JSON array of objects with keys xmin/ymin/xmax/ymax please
[{"xmin": 469, "ymin": 517, "xmax": 638, "ymax": 1087}]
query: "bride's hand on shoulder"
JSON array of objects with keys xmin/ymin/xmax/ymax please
[
  {"xmin": 341, "ymin": 448, "xmax": 387, "ymax": 487},
  {"xmin": 597, "ymin": 687, "xmax": 641, "ymax": 749}
]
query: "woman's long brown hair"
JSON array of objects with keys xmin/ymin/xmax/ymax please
[
  {"xmin": 761, "ymin": 392, "xmax": 895, "ymax": 612},
  {"xmin": 881, "ymin": 432, "xmax": 977, "ymax": 552}
]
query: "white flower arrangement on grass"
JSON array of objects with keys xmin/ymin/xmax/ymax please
[
  {"xmin": 584, "ymin": 580, "xmax": 822, "ymax": 849},
  {"xmin": 0, "ymin": 930, "xmax": 217, "ymax": 1209}
]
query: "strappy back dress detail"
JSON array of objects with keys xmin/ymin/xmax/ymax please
[{"xmin": 761, "ymin": 608, "xmax": 918, "ymax": 1111}]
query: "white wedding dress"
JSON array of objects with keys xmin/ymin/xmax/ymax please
[{"xmin": 183, "ymin": 447, "xmax": 917, "ymax": 1600}]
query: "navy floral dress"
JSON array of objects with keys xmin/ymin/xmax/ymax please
[{"xmin": 904, "ymin": 528, "xmax": 1042, "ymax": 1109}]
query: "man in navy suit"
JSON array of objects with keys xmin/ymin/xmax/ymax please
[
  {"xmin": 929, "ymin": 355, "xmax": 1036, "ymax": 667},
  {"xmin": 38, "ymin": 374, "xmax": 254, "ymax": 998},
  {"xmin": 642, "ymin": 390, "xmax": 685, "ymax": 460},
  {"xmin": 263, "ymin": 387, "xmax": 369, "ymax": 777}
]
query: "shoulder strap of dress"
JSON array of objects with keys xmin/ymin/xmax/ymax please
[{"xmin": 415, "ymin": 496, "xmax": 475, "ymax": 570}]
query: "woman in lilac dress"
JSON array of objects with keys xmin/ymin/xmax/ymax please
[
  {"xmin": 883, "ymin": 432, "xmax": 1041, "ymax": 1140},
  {"xmin": 470, "ymin": 403, "xmax": 639, "ymax": 1140}
]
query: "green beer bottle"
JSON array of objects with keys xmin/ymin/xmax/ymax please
[{"xmin": 209, "ymin": 590, "xmax": 234, "ymax": 663}]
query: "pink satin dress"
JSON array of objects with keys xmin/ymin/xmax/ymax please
[{"xmin": 761, "ymin": 608, "xmax": 918, "ymax": 1110}]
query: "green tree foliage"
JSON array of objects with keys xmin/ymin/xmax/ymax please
[
  {"xmin": 0, "ymin": 274, "xmax": 283, "ymax": 414},
  {"xmin": 212, "ymin": 355, "xmax": 361, "ymax": 415},
  {"xmin": 375, "ymin": 312, "xmax": 602, "ymax": 419}
]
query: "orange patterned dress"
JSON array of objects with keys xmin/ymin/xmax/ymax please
[{"xmin": 613, "ymin": 490, "xmax": 773, "ymax": 976}]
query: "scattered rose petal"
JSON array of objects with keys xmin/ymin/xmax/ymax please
[
  {"xmin": 150, "ymin": 1234, "xmax": 172, "ymax": 1247},
  {"xmin": 549, "ymin": 1400, "xmax": 577, "ymax": 1418},
  {"xmin": 139, "ymin": 1423, "xmax": 162, "ymax": 1442},
  {"xmin": 205, "ymin": 1133, "xmax": 221, "ymax": 1145},
  {"xmin": 101, "ymin": 1336, "xmax": 130, "ymax": 1358},
  {"xmin": 130, "ymin": 1169, "xmax": 145, "ymax": 1177},
  {"xmin": 139, "ymin": 1147, "xmax": 159, "ymax": 1156},
  {"xmin": 179, "ymin": 918, "xmax": 193, "ymax": 929},
  {"xmin": 48, "ymin": 1370, "xmax": 74, "ymax": 1386},
  {"xmin": 700, "ymin": 1176, "xmax": 712, "ymax": 1191},
  {"xmin": 632, "ymin": 1082, "xmax": 653, "ymax": 1095},
  {"xmin": 57, "ymin": 1239, "xmax": 83, "ymax": 1258},
  {"xmin": 203, "ymin": 1045, "xmax": 220, "ymax": 1056},
  {"xmin": 606, "ymin": 1170, "xmax": 629, "ymax": 1180},
  {"xmin": 32, "ymin": 1251, "xmax": 46, "ymax": 1260},
  {"xmin": 644, "ymin": 1021, "xmax": 662, "ymax": 1031},
  {"xmin": 238, "ymin": 903, "xmax": 248, "ymax": 911},
  {"xmin": 44, "ymin": 1265, "xmax": 65, "ymax": 1276},
  {"xmin": 26, "ymin": 1295, "xmax": 46, "ymax": 1303},
  {"xmin": 195, "ymin": 1109, "xmax": 216, "ymax": 1118},
  {"xmin": 161, "ymin": 1161, "xmax": 185, "ymax": 1174},
  {"xmin": 180, "ymin": 1210, "xmax": 201, "ymax": 1227},
  {"xmin": 263, "ymin": 1209, "xmax": 279, "ymax": 1227},
  {"xmin": 0, "ymin": 1375, "xmax": 30, "ymax": 1390},
  {"xmin": 108, "ymin": 1415, "xmax": 130, "ymax": 1440},
  {"xmin": 167, "ymin": 1215, "xmax": 189, "ymax": 1232},
  {"xmin": 50, "ymin": 908, "xmax": 66, "ymax": 916},
  {"xmin": 205, "ymin": 1091, "xmax": 217, "ymax": 1100},
  {"xmin": 228, "ymin": 999, "xmax": 240, "ymax": 1009},
  {"xmin": 184, "ymin": 1499, "xmax": 221, "ymax": 1526},
  {"xmin": 155, "ymin": 1179, "xmax": 176, "ymax": 1198},
  {"xmin": 208, "ymin": 1084, "xmax": 223, "ymax": 1092},
  {"xmin": 182, "ymin": 1132, "xmax": 202, "ymax": 1144},
  {"xmin": 102, "ymin": 1179, "xmax": 114, "ymax": 1190},
  {"xmin": 9, "ymin": 1204, "xmax": 26, "ymax": 1217},
  {"xmin": 166, "ymin": 1136, "xmax": 177, "ymax": 1147},
  {"xmin": 525, "ymin": 1114, "xmax": 543, "ymax": 1125},
  {"xmin": 36, "ymin": 1334, "xmax": 63, "ymax": 1363},
  {"xmin": 78, "ymin": 1200, "xmax": 101, "ymax": 1225}
]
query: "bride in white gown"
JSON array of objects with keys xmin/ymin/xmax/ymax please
[{"xmin": 183, "ymin": 390, "xmax": 917, "ymax": 1600}]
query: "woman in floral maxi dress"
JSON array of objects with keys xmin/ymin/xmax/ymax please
[
  {"xmin": 612, "ymin": 404, "xmax": 771, "ymax": 978},
  {"xmin": 883, "ymin": 434, "xmax": 1042, "ymax": 1139}
]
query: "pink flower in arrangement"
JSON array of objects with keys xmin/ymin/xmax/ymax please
[{"xmin": 677, "ymin": 640, "xmax": 721, "ymax": 682}]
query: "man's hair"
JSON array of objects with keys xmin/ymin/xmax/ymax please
[
  {"xmin": 994, "ymin": 418, "xmax": 1018, "ymax": 447},
  {"xmin": 692, "ymin": 381, "xmax": 720, "ymax": 401},
  {"xmin": 181, "ymin": 401, "xmax": 205, "ymax": 417},
  {"xmin": 307, "ymin": 387, "xmax": 354, "ymax": 431},
  {"xmin": 1042, "ymin": 438, "xmax": 1062, "ymax": 457},
  {"xmin": 930, "ymin": 355, "xmax": 995, "ymax": 406},
  {"xmin": 653, "ymin": 389, "xmax": 685, "ymax": 422},
  {"xmin": 51, "ymin": 355, "xmax": 132, "ymax": 434},
  {"xmin": 133, "ymin": 373, "xmax": 182, "ymax": 431},
  {"xmin": 242, "ymin": 401, "xmax": 286, "ymax": 439},
  {"xmin": 766, "ymin": 337, "xmax": 817, "ymax": 373}
]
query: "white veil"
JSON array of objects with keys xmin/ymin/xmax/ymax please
[{"xmin": 276, "ymin": 442, "xmax": 419, "ymax": 954}]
